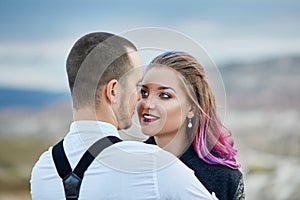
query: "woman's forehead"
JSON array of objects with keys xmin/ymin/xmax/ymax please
[{"xmin": 142, "ymin": 67, "xmax": 188, "ymax": 93}]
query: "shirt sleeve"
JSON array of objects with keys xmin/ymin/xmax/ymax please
[
  {"xmin": 233, "ymin": 175, "xmax": 245, "ymax": 200},
  {"xmin": 30, "ymin": 148, "xmax": 65, "ymax": 200},
  {"xmin": 158, "ymin": 159, "xmax": 218, "ymax": 200}
]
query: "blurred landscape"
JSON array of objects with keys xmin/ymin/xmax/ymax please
[
  {"xmin": 0, "ymin": 54, "xmax": 299, "ymax": 199},
  {"xmin": 220, "ymin": 55, "xmax": 300, "ymax": 199}
]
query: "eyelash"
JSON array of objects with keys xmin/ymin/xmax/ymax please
[
  {"xmin": 159, "ymin": 92, "xmax": 171, "ymax": 99},
  {"xmin": 139, "ymin": 89, "xmax": 171, "ymax": 99},
  {"xmin": 140, "ymin": 89, "xmax": 148, "ymax": 98}
]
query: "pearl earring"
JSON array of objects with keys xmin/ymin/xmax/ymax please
[{"xmin": 188, "ymin": 118, "xmax": 192, "ymax": 128}]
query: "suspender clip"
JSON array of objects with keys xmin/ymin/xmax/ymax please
[{"xmin": 63, "ymin": 172, "xmax": 82, "ymax": 199}]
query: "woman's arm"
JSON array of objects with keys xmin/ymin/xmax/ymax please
[{"xmin": 233, "ymin": 175, "xmax": 245, "ymax": 200}]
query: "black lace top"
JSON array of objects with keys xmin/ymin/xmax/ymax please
[{"xmin": 145, "ymin": 137, "xmax": 245, "ymax": 200}]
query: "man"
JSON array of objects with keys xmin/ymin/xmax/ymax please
[{"xmin": 30, "ymin": 32, "xmax": 216, "ymax": 199}]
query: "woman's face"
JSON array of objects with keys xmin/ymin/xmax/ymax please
[{"xmin": 137, "ymin": 66, "xmax": 192, "ymax": 137}]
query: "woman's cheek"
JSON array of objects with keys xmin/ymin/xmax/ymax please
[{"xmin": 161, "ymin": 101, "xmax": 184, "ymax": 132}]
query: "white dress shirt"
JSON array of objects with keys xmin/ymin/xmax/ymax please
[{"xmin": 30, "ymin": 121, "xmax": 217, "ymax": 200}]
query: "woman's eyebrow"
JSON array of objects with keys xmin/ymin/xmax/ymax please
[
  {"xmin": 158, "ymin": 86, "xmax": 176, "ymax": 93},
  {"xmin": 138, "ymin": 84, "xmax": 176, "ymax": 93}
]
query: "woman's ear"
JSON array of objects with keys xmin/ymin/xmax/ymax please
[
  {"xmin": 105, "ymin": 79, "xmax": 118, "ymax": 104},
  {"xmin": 187, "ymin": 105, "xmax": 195, "ymax": 119}
]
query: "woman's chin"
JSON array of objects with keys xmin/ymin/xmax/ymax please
[{"xmin": 141, "ymin": 126, "xmax": 160, "ymax": 137}]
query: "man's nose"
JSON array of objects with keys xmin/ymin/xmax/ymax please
[{"xmin": 136, "ymin": 91, "xmax": 141, "ymax": 102}]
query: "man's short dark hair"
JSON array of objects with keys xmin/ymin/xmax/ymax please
[{"xmin": 66, "ymin": 32, "xmax": 137, "ymax": 109}]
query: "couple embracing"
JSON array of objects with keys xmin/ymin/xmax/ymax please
[{"xmin": 31, "ymin": 32, "xmax": 244, "ymax": 200}]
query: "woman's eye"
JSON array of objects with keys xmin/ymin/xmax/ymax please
[
  {"xmin": 160, "ymin": 92, "xmax": 171, "ymax": 99},
  {"xmin": 140, "ymin": 89, "xmax": 148, "ymax": 98}
]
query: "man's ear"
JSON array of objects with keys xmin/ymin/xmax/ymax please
[{"xmin": 105, "ymin": 79, "xmax": 118, "ymax": 104}]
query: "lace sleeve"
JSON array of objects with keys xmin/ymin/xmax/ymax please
[{"xmin": 234, "ymin": 176, "xmax": 245, "ymax": 200}]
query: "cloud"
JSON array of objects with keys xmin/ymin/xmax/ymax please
[
  {"xmin": 0, "ymin": 0, "xmax": 300, "ymax": 90},
  {"xmin": 0, "ymin": 39, "xmax": 73, "ymax": 91},
  {"xmin": 172, "ymin": 19, "xmax": 300, "ymax": 64}
]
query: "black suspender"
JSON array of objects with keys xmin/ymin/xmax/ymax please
[{"xmin": 52, "ymin": 136, "xmax": 122, "ymax": 200}]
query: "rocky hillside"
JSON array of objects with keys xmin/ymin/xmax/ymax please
[
  {"xmin": 220, "ymin": 55, "xmax": 300, "ymax": 111},
  {"xmin": 218, "ymin": 55, "xmax": 300, "ymax": 200}
]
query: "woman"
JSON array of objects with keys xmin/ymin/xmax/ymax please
[{"xmin": 137, "ymin": 51, "xmax": 245, "ymax": 200}]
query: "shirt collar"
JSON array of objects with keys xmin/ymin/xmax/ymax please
[
  {"xmin": 69, "ymin": 120, "xmax": 120, "ymax": 138},
  {"xmin": 179, "ymin": 144, "xmax": 198, "ymax": 163}
]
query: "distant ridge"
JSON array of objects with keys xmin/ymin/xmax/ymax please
[
  {"xmin": 219, "ymin": 54, "xmax": 300, "ymax": 110},
  {"xmin": 0, "ymin": 87, "xmax": 70, "ymax": 109}
]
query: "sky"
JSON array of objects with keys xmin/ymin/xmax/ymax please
[{"xmin": 0, "ymin": 0, "xmax": 300, "ymax": 91}]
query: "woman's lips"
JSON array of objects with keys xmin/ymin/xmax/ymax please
[{"xmin": 142, "ymin": 113, "xmax": 160, "ymax": 122}]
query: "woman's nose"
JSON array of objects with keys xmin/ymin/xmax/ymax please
[{"xmin": 144, "ymin": 97, "xmax": 155, "ymax": 109}]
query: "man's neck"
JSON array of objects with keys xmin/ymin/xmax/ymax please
[{"xmin": 73, "ymin": 106, "xmax": 117, "ymax": 128}]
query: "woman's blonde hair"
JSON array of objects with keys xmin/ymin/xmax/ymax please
[{"xmin": 149, "ymin": 51, "xmax": 240, "ymax": 168}]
